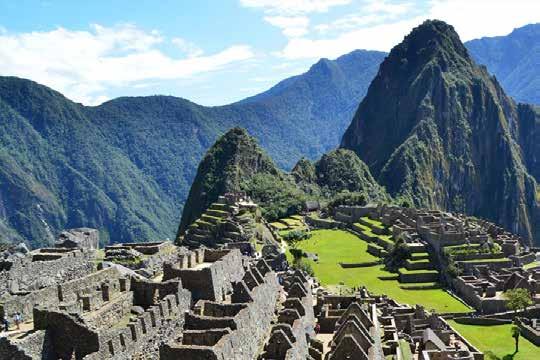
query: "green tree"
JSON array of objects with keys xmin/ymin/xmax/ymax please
[
  {"xmin": 292, "ymin": 259, "xmax": 314, "ymax": 276},
  {"xmin": 384, "ymin": 237, "xmax": 411, "ymax": 271},
  {"xmin": 511, "ymin": 325, "xmax": 520, "ymax": 353},
  {"xmin": 504, "ymin": 288, "xmax": 533, "ymax": 313}
]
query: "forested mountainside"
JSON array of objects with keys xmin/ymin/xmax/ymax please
[
  {"xmin": 466, "ymin": 23, "xmax": 540, "ymax": 105},
  {"xmin": 177, "ymin": 128, "xmax": 388, "ymax": 240},
  {"xmin": 341, "ymin": 20, "xmax": 539, "ymax": 245},
  {"xmin": 0, "ymin": 50, "xmax": 385, "ymax": 247},
  {"xmin": 2, "ymin": 21, "xmax": 540, "ymax": 248}
]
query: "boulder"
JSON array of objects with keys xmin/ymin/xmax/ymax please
[{"xmin": 56, "ymin": 228, "xmax": 100, "ymax": 250}]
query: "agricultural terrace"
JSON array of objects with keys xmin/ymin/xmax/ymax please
[
  {"xmin": 448, "ymin": 321, "xmax": 539, "ymax": 360},
  {"xmin": 286, "ymin": 228, "xmax": 470, "ymax": 313}
]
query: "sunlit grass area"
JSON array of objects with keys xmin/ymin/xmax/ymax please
[
  {"xmin": 287, "ymin": 229, "xmax": 471, "ymax": 313},
  {"xmin": 448, "ymin": 321, "xmax": 539, "ymax": 360}
]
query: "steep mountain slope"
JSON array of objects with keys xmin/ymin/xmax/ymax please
[
  {"xmin": 178, "ymin": 128, "xmax": 388, "ymax": 242},
  {"xmin": 341, "ymin": 20, "xmax": 539, "ymax": 244},
  {"xmin": 0, "ymin": 78, "xmax": 177, "ymax": 247},
  {"xmin": 466, "ymin": 23, "xmax": 540, "ymax": 105},
  {"xmin": 516, "ymin": 104, "xmax": 540, "ymax": 182},
  {"xmin": 0, "ymin": 50, "xmax": 385, "ymax": 247},
  {"xmin": 177, "ymin": 127, "xmax": 284, "ymax": 234}
]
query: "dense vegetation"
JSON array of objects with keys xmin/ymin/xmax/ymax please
[
  {"xmin": 0, "ymin": 50, "xmax": 385, "ymax": 247},
  {"xmin": 2, "ymin": 21, "xmax": 540, "ymax": 248},
  {"xmin": 341, "ymin": 20, "xmax": 539, "ymax": 245},
  {"xmin": 178, "ymin": 130, "xmax": 390, "ymax": 237},
  {"xmin": 466, "ymin": 23, "xmax": 540, "ymax": 105}
]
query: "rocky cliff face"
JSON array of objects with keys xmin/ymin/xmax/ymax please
[
  {"xmin": 341, "ymin": 20, "xmax": 539, "ymax": 244},
  {"xmin": 517, "ymin": 104, "xmax": 540, "ymax": 183}
]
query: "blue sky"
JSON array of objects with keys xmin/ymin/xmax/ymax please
[{"xmin": 0, "ymin": 0, "xmax": 538, "ymax": 105}]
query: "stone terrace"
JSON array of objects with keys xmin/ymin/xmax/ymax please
[{"xmin": 160, "ymin": 259, "xmax": 280, "ymax": 360}]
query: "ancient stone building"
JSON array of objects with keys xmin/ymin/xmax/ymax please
[{"xmin": 0, "ymin": 197, "xmax": 497, "ymax": 359}]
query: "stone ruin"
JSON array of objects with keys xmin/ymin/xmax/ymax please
[
  {"xmin": 453, "ymin": 265, "xmax": 540, "ymax": 314},
  {"xmin": 317, "ymin": 203, "xmax": 539, "ymax": 314},
  {"xmin": 315, "ymin": 292, "xmax": 483, "ymax": 360},
  {"xmin": 103, "ymin": 241, "xmax": 182, "ymax": 278},
  {"xmin": 55, "ymin": 228, "xmax": 100, "ymax": 250},
  {"xmin": 0, "ymin": 195, "xmax": 495, "ymax": 359}
]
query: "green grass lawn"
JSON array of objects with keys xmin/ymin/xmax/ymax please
[
  {"xmin": 523, "ymin": 261, "xmax": 539, "ymax": 270},
  {"xmin": 269, "ymin": 221, "xmax": 288, "ymax": 229},
  {"xmin": 460, "ymin": 258, "xmax": 510, "ymax": 263},
  {"xmin": 361, "ymin": 216, "xmax": 385, "ymax": 229},
  {"xmin": 289, "ymin": 229, "xmax": 470, "ymax": 313},
  {"xmin": 398, "ymin": 268, "xmax": 438, "ymax": 275},
  {"xmin": 280, "ymin": 218, "xmax": 303, "ymax": 227},
  {"xmin": 448, "ymin": 321, "xmax": 540, "ymax": 360}
]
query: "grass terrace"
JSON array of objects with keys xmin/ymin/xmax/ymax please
[
  {"xmin": 352, "ymin": 222, "xmax": 394, "ymax": 248},
  {"xmin": 523, "ymin": 261, "xmax": 539, "ymax": 270},
  {"xmin": 286, "ymin": 229, "xmax": 470, "ymax": 313},
  {"xmin": 448, "ymin": 321, "xmax": 539, "ymax": 360},
  {"xmin": 459, "ymin": 258, "xmax": 511, "ymax": 263},
  {"xmin": 360, "ymin": 216, "xmax": 385, "ymax": 230},
  {"xmin": 269, "ymin": 221, "xmax": 288, "ymax": 230},
  {"xmin": 410, "ymin": 252, "xmax": 430, "ymax": 260}
]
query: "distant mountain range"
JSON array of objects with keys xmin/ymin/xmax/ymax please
[
  {"xmin": 0, "ymin": 50, "xmax": 385, "ymax": 247},
  {"xmin": 181, "ymin": 20, "xmax": 540, "ymax": 247},
  {"xmin": 466, "ymin": 23, "xmax": 540, "ymax": 105},
  {"xmin": 1, "ymin": 23, "xmax": 540, "ymax": 247}
]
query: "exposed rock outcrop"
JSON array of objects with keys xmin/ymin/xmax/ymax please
[{"xmin": 341, "ymin": 20, "xmax": 539, "ymax": 245}]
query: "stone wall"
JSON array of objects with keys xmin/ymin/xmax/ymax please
[
  {"xmin": 161, "ymin": 260, "xmax": 280, "ymax": 360},
  {"xmin": 56, "ymin": 228, "xmax": 100, "ymax": 250},
  {"xmin": 163, "ymin": 249, "xmax": 244, "ymax": 301},
  {"xmin": 0, "ymin": 248, "xmax": 94, "ymax": 297},
  {"xmin": 0, "ymin": 329, "xmax": 53, "ymax": 359},
  {"xmin": 515, "ymin": 317, "xmax": 540, "ymax": 346},
  {"xmin": 260, "ymin": 270, "xmax": 319, "ymax": 360},
  {"xmin": 0, "ymin": 261, "xmax": 114, "ymax": 321}
]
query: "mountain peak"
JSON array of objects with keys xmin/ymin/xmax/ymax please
[
  {"xmin": 385, "ymin": 19, "xmax": 470, "ymax": 74},
  {"xmin": 177, "ymin": 127, "xmax": 280, "ymax": 235},
  {"xmin": 341, "ymin": 20, "xmax": 538, "ymax": 244}
]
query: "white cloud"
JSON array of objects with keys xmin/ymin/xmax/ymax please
[
  {"xmin": 428, "ymin": 0, "xmax": 540, "ymax": 41},
  {"xmin": 264, "ymin": 16, "xmax": 310, "ymax": 37},
  {"xmin": 276, "ymin": 0, "xmax": 540, "ymax": 59},
  {"xmin": 243, "ymin": 0, "xmax": 351, "ymax": 37},
  {"xmin": 317, "ymin": 1, "xmax": 414, "ymax": 32},
  {"xmin": 279, "ymin": 18, "xmax": 421, "ymax": 58},
  {"xmin": 239, "ymin": 0, "xmax": 351, "ymax": 15},
  {"xmin": 171, "ymin": 37, "xmax": 204, "ymax": 58},
  {"xmin": 0, "ymin": 24, "xmax": 254, "ymax": 105}
]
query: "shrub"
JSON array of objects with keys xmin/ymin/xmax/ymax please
[
  {"xmin": 504, "ymin": 288, "xmax": 533, "ymax": 313},
  {"xmin": 289, "ymin": 248, "xmax": 304, "ymax": 261},
  {"xmin": 292, "ymin": 259, "xmax": 315, "ymax": 277},
  {"xmin": 283, "ymin": 229, "xmax": 311, "ymax": 243},
  {"xmin": 327, "ymin": 191, "xmax": 367, "ymax": 213},
  {"xmin": 384, "ymin": 238, "xmax": 411, "ymax": 271}
]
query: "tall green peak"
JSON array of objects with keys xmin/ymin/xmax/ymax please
[
  {"xmin": 341, "ymin": 20, "xmax": 539, "ymax": 244},
  {"xmin": 315, "ymin": 149, "xmax": 386, "ymax": 201},
  {"xmin": 177, "ymin": 127, "xmax": 282, "ymax": 236},
  {"xmin": 291, "ymin": 157, "xmax": 316, "ymax": 184}
]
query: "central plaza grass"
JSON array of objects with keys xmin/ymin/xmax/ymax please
[
  {"xmin": 288, "ymin": 229, "xmax": 470, "ymax": 313},
  {"xmin": 448, "ymin": 321, "xmax": 539, "ymax": 359}
]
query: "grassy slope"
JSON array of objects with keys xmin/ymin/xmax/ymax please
[
  {"xmin": 290, "ymin": 229, "xmax": 470, "ymax": 313},
  {"xmin": 448, "ymin": 320, "xmax": 539, "ymax": 360}
]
